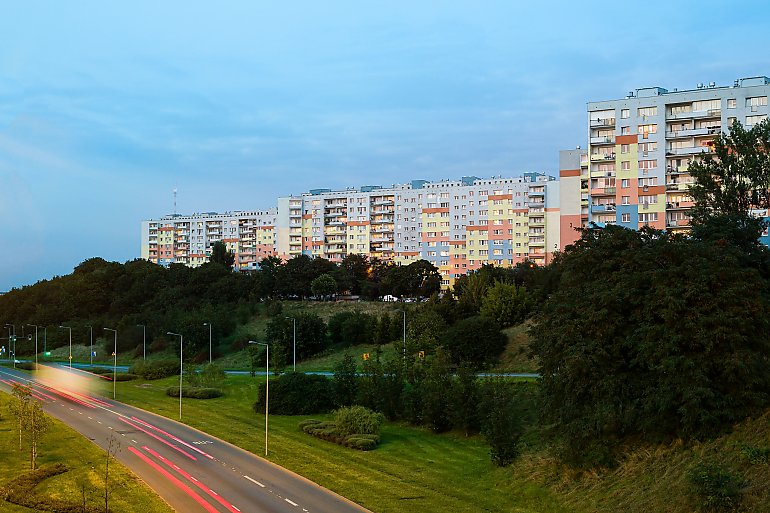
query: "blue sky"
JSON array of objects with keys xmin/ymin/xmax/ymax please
[{"xmin": 1, "ymin": 1, "xmax": 769, "ymax": 290}]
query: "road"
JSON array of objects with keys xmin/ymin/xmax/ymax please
[{"xmin": 0, "ymin": 365, "xmax": 370, "ymax": 513}]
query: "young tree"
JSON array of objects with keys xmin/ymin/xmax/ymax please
[
  {"xmin": 480, "ymin": 282, "xmax": 533, "ymax": 327},
  {"xmin": 441, "ymin": 316, "xmax": 507, "ymax": 368},
  {"xmin": 26, "ymin": 400, "xmax": 51, "ymax": 469},
  {"xmin": 105, "ymin": 432, "xmax": 121, "ymax": 513},
  {"xmin": 479, "ymin": 379, "xmax": 522, "ymax": 467},
  {"xmin": 9, "ymin": 383, "xmax": 33, "ymax": 450}
]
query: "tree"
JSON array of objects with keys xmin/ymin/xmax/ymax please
[
  {"xmin": 530, "ymin": 225, "xmax": 770, "ymax": 466},
  {"xmin": 333, "ymin": 354, "xmax": 358, "ymax": 406},
  {"xmin": 311, "ymin": 274, "xmax": 337, "ymax": 299},
  {"xmin": 688, "ymin": 119, "xmax": 770, "ymax": 250},
  {"xmin": 441, "ymin": 316, "xmax": 507, "ymax": 368},
  {"xmin": 26, "ymin": 400, "xmax": 51, "ymax": 469},
  {"xmin": 480, "ymin": 282, "xmax": 533, "ymax": 327},
  {"xmin": 246, "ymin": 343, "xmax": 263, "ymax": 377},
  {"xmin": 451, "ymin": 363, "xmax": 481, "ymax": 436},
  {"xmin": 209, "ymin": 241, "xmax": 235, "ymax": 269},
  {"xmin": 105, "ymin": 432, "xmax": 120, "ymax": 512},
  {"xmin": 421, "ymin": 350, "xmax": 453, "ymax": 433},
  {"xmin": 9, "ymin": 383, "xmax": 32, "ymax": 450},
  {"xmin": 479, "ymin": 379, "xmax": 522, "ymax": 467}
]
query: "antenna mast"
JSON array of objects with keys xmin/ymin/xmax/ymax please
[{"xmin": 173, "ymin": 188, "xmax": 178, "ymax": 216}]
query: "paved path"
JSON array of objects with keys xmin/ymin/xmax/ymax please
[{"xmin": 0, "ymin": 365, "xmax": 370, "ymax": 513}]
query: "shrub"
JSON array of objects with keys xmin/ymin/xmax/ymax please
[
  {"xmin": 334, "ymin": 405, "xmax": 383, "ymax": 437},
  {"xmin": 254, "ymin": 372, "xmax": 335, "ymax": 415},
  {"xmin": 113, "ymin": 373, "xmax": 139, "ymax": 382},
  {"xmin": 479, "ymin": 379, "xmax": 523, "ymax": 467},
  {"xmin": 739, "ymin": 444, "xmax": 770, "ymax": 464},
  {"xmin": 15, "ymin": 362, "xmax": 39, "ymax": 371},
  {"xmin": 130, "ymin": 359, "xmax": 178, "ymax": 380},
  {"xmin": 87, "ymin": 367, "xmax": 113, "ymax": 375},
  {"xmin": 165, "ymin": 387, "xmax": 224, "ymax": 399},
  {"xmin": 298, "ymin": 419, "xmax": 380, "ymax": 451},
  {"xmin": 688, "ymin": 463, "xmax": 745, "ymax": 511}
]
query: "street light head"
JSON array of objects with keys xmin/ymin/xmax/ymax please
[
  {"xmin": 203, "ymin": 322, "xmax": 209, "ymax": 326},
  {"xmin": 248, "ymin": 340, "xmax": 258, "ymax": 345}
]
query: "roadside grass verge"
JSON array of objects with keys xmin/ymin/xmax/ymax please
[
  {"xmin": 104, "ymin": 374, "xmax": 569, "ymax": 513},
  {"xmin": 0, "ymin": 392, "xmax": 173, "ymax": 513}
]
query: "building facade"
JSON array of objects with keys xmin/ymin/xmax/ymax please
[
  {"xmin": 142, "ymin": 174, "xmax": 562, "ymax": 287},
  {"xmin": 575, "ymin": 76, "xmax": 770, "ymax": 231}
]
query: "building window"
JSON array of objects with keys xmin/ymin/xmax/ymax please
[
  {"xmin": 621, "ymin": 144, "xmax": 629, "ymax": 154},
  {"xmin": 621, "ymin": 179, "xmax": 629, "ymax": 188},
  {"xmin": 621, "ymin": 161, "xmax": 630, "ymax": 170},
  {"xmin": 621, "ymin": 213, "xmax": 631, "ymax": 223},
  {"xmin": 638, "ymin": 106, "xmax": 657, "ymax": 117},
  {"xmin": 747, "ymin": 114, "xmax": 768, "ymax": 126},
  {"xmin": 621, "ymin": 109, "xmax": 630, "ymax": 119},
  {"xmin": 746, "ymin": 96, "xmax": 768, "ymax": 107},
  {"xmin": 727, "ymin": 99, "xmax": 737, "ymax": 109},
  {"xmin": 621, "ymin": 126, "xmax": 630, "ymax": 135},
  {"xmin": 622, "ymin": 196, "xmax": 630, "ymax": 205}
]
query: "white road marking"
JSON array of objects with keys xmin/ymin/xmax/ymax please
[
  {"xmin": 233, "ymin": 507, "xmax": 241, "ymax": 512},
  {"xmin": 88, "ymin": 416, "xmax": 92, "ymax": 420},
  {"xmin": 285, "ymin": 498, "xmax": 298, "ymax": 507},
  {"xmin": 132, "ymin": 440, "xmax": 138, "ymax": 443},
  {"xmin": 97, "ymin": 421, "xmax": 102, "ymax": 424},
  {"xmin": 78, "ymin": 412, "xmax": 83, "ymax": 415},
  {"xmin": 69, "ymin": 408, "xmax": 74, "ymax": 411},
  {"xmin": 190, "ymin": 476, "xmax": 198, "ymax": 482},
  {"xmin": 243, "ymin": 475, "xmax": 265, "ymax": 488},
  {"xmin": 211, "ymin": 490, "xmax": 218, "ymax": 496}
]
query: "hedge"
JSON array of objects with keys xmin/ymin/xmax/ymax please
[
  {"xmin": 165, "ymin": 386, "xmax": 224, "ymax": 399},
  {"xmin": 129, "ymin": 359, "xmax": 178, "ymax": 380},
  {"xmin": 299, "ymin": 418, "xmax": 381, "ymax": 451},
  {"xmin": 254, "ymin": 372, "xmax": 335, "ymax": 415},
  {"xmin": 0, "ymin": 463, "xmax": 110, "ymax": 512}
]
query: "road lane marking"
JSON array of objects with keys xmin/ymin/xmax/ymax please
[
  {"xmin": 285, "ymin": 498, "xmax": 298, "ymax": 506},
  {"xmin": 118, "ymin": 418, "xmax": 197, "ymax": 460},
  {"xmin": 142, "ymin": 446, "xmax": 240, "ymax": 513},
  {"xmin": 127, "ymin": 447, "xmax": 219, "ymax": 513},
  {"xmin": 97, "ymin": 421, "xmax": 102, "ymax": 424},
  {"xmin": 243, "ymin": 475, "xmax": 265, "ymax": 488},
  {"xmin": 132, "ymin": 440, "xmax": 138, "ymax": 443},
  {"xmin": 131, "ymin": 416, "xmax": 215, "ymax": 460}
]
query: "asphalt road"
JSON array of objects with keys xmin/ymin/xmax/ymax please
[{"xmin": 0, "ymin": 365, "xmax": 371, "ymax": 513}]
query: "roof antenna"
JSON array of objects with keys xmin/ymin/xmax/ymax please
[{"xmin": 173, "ymin": 188, "xmax": 178, "ymax": 216}]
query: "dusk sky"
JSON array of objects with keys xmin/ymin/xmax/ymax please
[{"xmin": 2, "ymin": 1, "xmax": 769, "ymax": 290}]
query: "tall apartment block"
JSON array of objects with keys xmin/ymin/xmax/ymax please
[
  {"xmin": 142, "ymin": 174, "xmax": 563, "ymax": 287},
  {"xmin": 140, "ymin": 209, "xmax": 278, "ymax": 269},
  {"xmin": 575, "ymin": 76, "xmax": 770, "ymax": 231},
  {"xmin": 274, "ymin": 174, "xmax": 561, "ymax": 286}
]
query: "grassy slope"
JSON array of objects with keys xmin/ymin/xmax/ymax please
[
  {"xmin": 494, "ymin": 321, "xmax": 538, "ymax": 373},
  {"xmin": 0, "ymin": 393, "xmax": 174, "ymax": 513},
  {"xmin": 103, "ymin": 375, "xmax": 570, "ymax": 513}
]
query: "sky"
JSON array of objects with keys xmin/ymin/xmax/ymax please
[{"xmin": 1, "ymin": 0, "xmax": 769, "ymax": 290}]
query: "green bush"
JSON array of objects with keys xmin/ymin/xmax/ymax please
[
  {"xmin": 334, "ymin": 405, "xmax": 383, "ymax": 437},
  {"xmin": 130, "ymin": 359, "xmax": 178, "ymax": 380},
  {"xmin": 254, "ymin": 372, "xmax": 335, "ymax": 415},
  {"xmin": 0, "ymin": 463, "xmax": 108, "ymax": 512},
  {"xmin": 165, "ymin": 386, "xmax": 224, "ymax": 399},
  {"xmin": 15, "ymin": 362, "xmax": 39, "ymax": 371},
  {"xmin": 688, "ymin": 463, "xmax": 745, "ymax": 511},
  {"xmin": 298, "ymin": 418, "xmax": 380, "ymax": 451},
  {"xmin": 87, "ymin": 367, "xmax": 113, "ymax": 375},
  {"xmin": 739, "ymin": 443, "xmax": 770, "ymax": 464},
  {"xmin": 113, "ymin": 373, "xmax": 139, "ymax": 382}
]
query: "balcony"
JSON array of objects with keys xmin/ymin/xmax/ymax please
[
  {"xmin": 666, "ymin": 218, "xmax": 690, "ymax": 228},
  {"xmin": 590, "ymin": 135, "xmax": 616, "ymax": 144},
  {"xmin": 528, "ymin": 201, "xmax": 545, "ymax": 209},
  {"xmin": 371, "ymin": 209, "xmax": 394, "ymax": 215},
  {"xmin": 667, "ymin": 109, "xmax": 721, "ymax": 120},
  {"xmin": 372, "ymin": 199, "xmax": 395, "ymax": 206},
  {"xmin": 666, "ymin": 201, "xmax": 694, "ymax": 210},
  {"xmin": 324, "ymin": 211, "xmax": 345, "ymax": 217},
  {"xmin": 667, "ymin": 146, "xmax": 713, "ymax": 156},
  {"xmin": 590, "ymin": 118, "xmax": 616, "ymax": 128},
  {"xmin": 665, "ymin": 127, "xmax": 718, "ymax": 139},
  {"xmin": 591, "ymin": 204, "xmax": 617, "ymax": 212},
  {"xmin": 591, "ymin": 153, "xmax": 616, "ymax": 162}
]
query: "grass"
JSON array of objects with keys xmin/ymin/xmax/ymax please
[
  {"xmin": 494, "ymin": 321, "xmax": 538, "ymax": 373},
  {"xmin": 101, "ymin": 374, "xmax": 571, "ymax": 513},
  {"xmin": 0, "ymin": 393, "xmax": 174, "ymax": 513}
]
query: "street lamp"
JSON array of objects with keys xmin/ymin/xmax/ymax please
[
  {"xmin": 167, "ymin": 332, "xmax": 183, "ymax": 420},
  {"xmin": 27, "ymin": 324, "xmax": 38, "ymax": 368},
  {"xmin": 137, "ymin": 324, "xmax": 146, "ymax": 360},
  {"xmin": 59, "ymin": 325, "xmax": 72, "ymax": 368},
  {"xmin": 86, "ymin": 325, "xmax": 93, "ymax": 367},
  {"xmin": 42, "ymin": 327, "xmax": 47, "ymax": 358},
  {"xmin": 249, "ymin": 340, "xmax": 269, "ymax": 456},
  {"xmin": 104, "ymin": 328, "xmax": 117, "ymax": 399},
  {"xmin": 203, "ymin": 322, "xmax": 212, "ymax": 364},
  {"xmin": 3, "ymin": 324, "xmax": 15, "ymax": 368},
  {"xmin": 284, "ymin": 317, "xmax": 296, "ymax": 371}
]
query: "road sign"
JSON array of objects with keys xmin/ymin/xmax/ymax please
[
  {"xmin": 44, "ymin": 352, "xmax": 51, "ymax": 356},
  {"xmin": 363, "ymin": 353, "xmax": 369, "ymax": 361},
  {"xmin": 92, "ymin": 351, "xmax": 97, "ymax": 357},
  {"xmin": 111, "ymin": 352, "xmax": 116, "ymax": 357},
  {"xmin": 418, "ymin": 351, "xmax": 425, "ymax": 359}
]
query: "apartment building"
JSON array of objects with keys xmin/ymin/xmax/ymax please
[
  {"xmin": 140, "ymin": 210, "xmax": 278, "ymax": 270},
  {"xmin": 142, "ymin": 174, "xmax": 562, "ymax": 287},
  {"xmin": 575, "ymin": 76, "xmax": 770, "ymax": 232}
]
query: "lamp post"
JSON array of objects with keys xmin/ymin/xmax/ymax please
[
  {"xmin": 86, "ymin": 325, "xmax": 93, "ymax": 367},
  {"xmin": 203, "ymin": 322, "xmax": 212, "ymax": 364},
  {"xmin": 104, "ymin": 328, "xmax": 117, "ymax": 399},
  {"xmin": 285, "ymin": 317, "xmax": 296, "ymax": 371},
  {"xmin": 401, "ymin": 310, "xmax": 406, "ymax": 362},
  {"xmin": 137, "ymin": 324, "xmax": 146, "ymax": 360},
  {"xmin": 27, "ymin": 325, "xmax": 38, "ymax": 368},
  {"xmin": 3, "ymin": 324, "xmax": 14, "ymax": 367},
  {"xmin": 59, "ymin": 325, "xmax": 72, "ymax": 368},
  {"xmin": 43, "ymin": 327, "xmax": 47, "ymax": 358},
  {"xmin": 249, "ymin": 340, "xmax": 269, "ymax": 456},
  {"xmin": 167, "ymin": 332, "xmax": 183, "ymax": 420}
]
